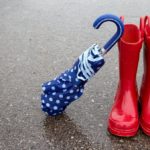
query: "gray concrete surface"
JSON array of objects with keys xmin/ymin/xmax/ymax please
[{"xmin": 1, "ymin": 0, "xmax": 150, "ymax": 149}]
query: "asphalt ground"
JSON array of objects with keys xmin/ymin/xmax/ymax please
[{"xmin": 1, "ymin": 0, "xmax": 150, "ymax": 149}]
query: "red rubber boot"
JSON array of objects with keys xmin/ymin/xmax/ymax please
[
  {"xmin": 140, "ymin": 16, "xmax": 150, "ymax": 136},
  {"xmin": 108, "ymin": 17, "xmax": 143, "ymax": 137}
]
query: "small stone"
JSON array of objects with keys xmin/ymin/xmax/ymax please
[
  {"xmin": 91, "ymin": 99, "xmax": 95, "ymax": 103},
  {"xmin": 78, "ymin": 140, "xmax": 82, "ymax": 143},
  {"xmin": 99, "ymin": 124, "xmax": 103, "ymax": 127}
]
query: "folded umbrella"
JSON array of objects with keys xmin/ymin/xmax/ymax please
[{"xmin": 41, "ymin": 14, "xmax": 124, "ymax": 116}]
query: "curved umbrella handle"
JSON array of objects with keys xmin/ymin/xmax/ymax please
[{"xmin": 93, "ymin": 14, "xmax": 124, "ymax": 54}]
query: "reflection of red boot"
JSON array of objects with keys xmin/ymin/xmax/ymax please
[
  {"xmin": 108, "ymin": 18, "xmax": 143, "ymax": 137},
  {"xmin": 140, "ymin": 16, "xmax": 150, "ymax": 136}
]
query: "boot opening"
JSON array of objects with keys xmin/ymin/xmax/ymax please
[{"xmin": 121, "ymin": 24, "xmax": 140, "ymax": 43}]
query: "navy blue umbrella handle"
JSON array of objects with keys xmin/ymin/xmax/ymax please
[{"xmin": 93, "ymin": 14, "xmax": 124, "ymax": 54}]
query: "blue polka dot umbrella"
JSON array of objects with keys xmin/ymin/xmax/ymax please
[{"xmin": 41, "ymin": 14, "xmax": 124, "ymax": 116}]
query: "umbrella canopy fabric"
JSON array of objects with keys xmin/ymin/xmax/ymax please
[{"xmin": 41, "ymin": 44, "xmax": 105, "ymax": 116}]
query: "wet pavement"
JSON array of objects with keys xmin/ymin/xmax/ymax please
[{"xmin": 1, "ymin": 0, "xmax": 150, "ymax": 149}]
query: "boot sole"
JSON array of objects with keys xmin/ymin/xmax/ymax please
[{"xmin": 108, "ymin": 124, "xmax": 139, "ymax": 137}]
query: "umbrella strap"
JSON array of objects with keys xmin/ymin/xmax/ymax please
[{"xmin": 77, "ymin": 44, "xmax": 103, "ymax": 81}]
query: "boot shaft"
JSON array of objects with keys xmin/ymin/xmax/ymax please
[
  {"xmin": 143, "ymin": 25, "xmax": 150, "ymax": 79},
  {"xmin": 118, "ymin": 24, "xmax": 143, "ymax": 87}
]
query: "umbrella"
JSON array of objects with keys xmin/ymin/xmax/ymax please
[{"xmin": 41, "ymin": 14, "xmax": 124, "ymax": 116}]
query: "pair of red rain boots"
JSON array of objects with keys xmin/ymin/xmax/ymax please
[{"xmin": 108, "ymin": 16, "xmax": 150, "ymax": 137}]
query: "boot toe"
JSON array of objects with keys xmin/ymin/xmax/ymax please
[
  {"xmin": 140, "ymin": 116, "xmax": 150, "ymax": 136},
  {"xmin": 108, "ymin": 114, "xmax": 139, "ymax": 137}
]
